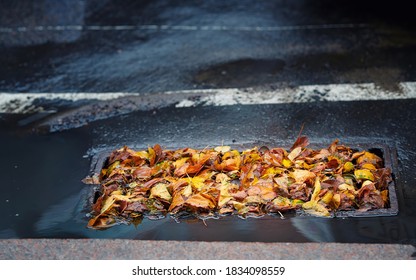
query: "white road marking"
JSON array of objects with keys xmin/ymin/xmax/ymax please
[
  {"xmin": 1, "ymin": 82, "xmax": 416, "ymax": 114},
  {"xmin": 176, "ymin": 82, "xmax": 416, "ymax": 107},
  {"xmin": 0, "ymin": 23, "xmax": 368, "ymax": 33}
]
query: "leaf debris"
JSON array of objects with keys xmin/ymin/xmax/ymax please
[{"xmin": 84, "ymin": 138, "xmax": 392, "ymax": 229}]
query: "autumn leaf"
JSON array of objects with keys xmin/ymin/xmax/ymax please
[
  {"xmin": 354, "ymin": 169, "xmax": 375, "ymax": 181},
  {"xmin": 356, "ymin": 152, "xmax": 383, "ymax": 168},
  {"xmin": 185, "ymin": 193, "xmax": 216, "ymax": 210},
  {"xmin": 290, "ymin": 135, "xmax": 310, "ymax": 151},
  {"xmin": 290, "ymin": 169, "xmax": 316, "ymax": 184},
  {"xmin": 302, "ymin": 178, "xmax": 331, "ymax": 217},
  {"xmin": 288, "ymin": 147, "xmax": 302, "ymax": 162},
  {"xmin": 150, "ymin": 183, "xmax": 172, "ymax": 203},
  {"xmin": 168, "ymin": 193, "xmax": 186, "ymax": 213}
]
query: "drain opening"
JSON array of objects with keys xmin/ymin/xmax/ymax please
[{"xmin": 83, "ymin": 141, "xmax": 399, "ymax": 229}]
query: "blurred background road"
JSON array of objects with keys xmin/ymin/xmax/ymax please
[{"xmin": 1, "ymin": 0, "xmax": 416, "ymax": 94}]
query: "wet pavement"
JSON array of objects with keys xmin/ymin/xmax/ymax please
[
  {"xmin": 1, "ymin": 0, "xmax": 416, "ymax": 258},
  {"xmin": 1, "ymin": 99, "xmax": 416, "ymax": 244},
  {"xmin": 1, "ymin": 0, "xmax": 416, "ymax": 94}
]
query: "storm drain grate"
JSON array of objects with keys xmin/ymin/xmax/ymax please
[{"xmin": 83, "ymin": 141, "xmax": 399, "ymax": 230}]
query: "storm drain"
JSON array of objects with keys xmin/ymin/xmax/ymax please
[{"xmin": 85, "ymin": 138, "xmax": 399, "ymax": 229}]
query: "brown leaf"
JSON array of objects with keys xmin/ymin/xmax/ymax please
[
  {"xmin": 132, "ymin": 166, "xmax": 152, "ymax": 180},
  {"xmin": 263, "ymin": 149, "xmax": 284, "ymax": 166},
  {"xmin": 125, "ymin": 201, "xmax": 148, "ymax": 213},
  {"xmin": 231, "ymin": 190, "xmax": 247, "ymax": 201},
  {"xmin": 88, "ymin": 216, "xmax": 117, "ymax": 229},
  {"xmin": 168, "ymin": 193, "xmax": 186, "ymax": 212},
  {"xmin": 153, "ymin": 144, "xmax": 163, "ymax": 163},
  {"xmin": 185, "ymin": 193, "xmax": 216, "ymax": 210},
  {"xmin": 92, "ymin": 196, "xmax": 103, "ymax": 214},
  {"xmin": 82, "ymin": 174, "xmax": 100, "ymax": 185},
  {"xmin": 373, "ymin": 168, "xmax": 392, "ymax": 190},
  {"xmin": 357, "ymin": 181, "xmax": 385, "ymax": 210},
  {"xmin": 108, "ymin": 146, "xmax": 135, "ymax": 165},
  {"xmin": 142, "ymin": 178, "xmax": 165, "ymax": 190},
  {"xmin": 290, "ymin": 136, "xmax": 310, "ymax": 151}
]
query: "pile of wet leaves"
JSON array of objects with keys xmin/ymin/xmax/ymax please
[{"xmin": 84, "ymin": 136, "xmax": 392, "ymax": 229}]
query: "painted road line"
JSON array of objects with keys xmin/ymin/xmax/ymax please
[
  {"xmin": 0, "ymin": 92, "xmax": 129, "ymax": 114},
  {"xmin": 175, "ymin": 82, "xmax": 416, "ymax": 107},
  {"xmin": 0, "ymin": 23, "xmax": 368, "ymax": 33},
  {"xmin": 1, "ymin": 82, "xmax": 416, "ymax": 114}
]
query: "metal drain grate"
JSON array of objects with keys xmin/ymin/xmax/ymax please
[{"xmin": 84, "ymin": 141, "xmax": 399, "ymax": 222}]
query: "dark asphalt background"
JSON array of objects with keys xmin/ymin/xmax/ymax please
[
  {"xmin": 1, "ymin": 0, "xmax": 416, "ymax": 93},
  {"xmin": 1, "ymin": 0, "xmax": 416, "ymax": 258}
]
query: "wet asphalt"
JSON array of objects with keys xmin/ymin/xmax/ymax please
[
  {"xmin": 1, "ymin": 0, "xmax": 416, "ymax": 93},
  {"xmin": 1, "ymin": 0, "xmax": 416, "ymax": 246}
]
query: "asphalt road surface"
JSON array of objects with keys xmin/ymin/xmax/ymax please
[{"xmin": 1, "ymin": 0, "xmax": 416, "ymax": 252}]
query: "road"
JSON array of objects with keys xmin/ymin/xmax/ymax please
[{"xmin": 0, "ymin": 0, "xmax": 416, "ymax": 258}]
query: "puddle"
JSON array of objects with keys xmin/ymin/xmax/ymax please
[{"xmin": 0, "ymin": 103, "xmax": 415, "ymax": 243}]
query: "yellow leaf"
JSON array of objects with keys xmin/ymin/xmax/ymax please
[
  {"xmin": 111, "ymin": 194, "xmax": 134, "ymax": 202},
  {"xmin": 217, "ymin": 179, "xmax": 237, "ymax": 207},
  {"xmin": 186, "ymin": 176, "xmax": 207, "ymax": 191},
  {"xmin": 135, "ymin": 150, "xmax": 149, "ymax": 159},
  {"xmin": 362, "ymin": 163, "xmax": 376, "ymax": 170},
  {"xmin": 222, "ymin": 150, "xmax": 239, "ymax": 160},
  {"xmin": 302, "ymin": 200, "xmax": 330, "ymax": 217},
  {"xmin": 355, "ymin": 169, "xmax": 375, "ymax": 181},
  {"xmin": 218, "ymin": 187, "xmax": 232, "ymax": 208},
  {"xmin": 242, "ymin": 149, "xmax": 262, "ymax": 164},
  {"xmin": 106, "ymin": 160, "xmax": 120, "ymax": 176},
  {"xmin": 302, "ymin": 162, "xmax": 314, "ymax": 169},
  {"xmin": 148, "ymin": 146, "xmax": 156, "ymax": 166},
  {"xmin": 343, "ymin": 161, "xmax": 354, "ymax": 173},
  {"xmin": 332, "ymin": 193, "xmax": 341, "ymax": 209},
  {"xmin": 150, "ymin": 183, "xmax": 172, "ymax": 202},
  {"xmin": 231, "ymin": 201, "xmax": 249, "ymax": 214},
  {"xmin": 292, "ymin": 199, "xmax": 304, "ymax": 207},
  {"xmin": 356, "ymin": 152, "xmax": 382, "ymax": 167},
  {"xmin": 271, "ymin": 196, "xmax": 292, "ymax": 207},
  {"xmin": 173, "ymin": 157, "xmax": 189, "ymax": 169},
  {"xmin": 282, "ymin": 158, "xmax": 292, "ymax": 168},
  {"xmin": 381, "ymin": 190, "xmax": 389, "ymax": 203},
  {"xmin": 321, "ymin": 191, "xmax": 333, "ymax": 204},
  {"xmin": 261, "ymin": 167, "xmax": 285, "ymax": 178},
  {"xmin": 311, "ymin": 178, "xmax": 321, "ymax": 202},
  {"xmin": 100, "ymin": 197, "xmax": 116, "ymax": 215}
]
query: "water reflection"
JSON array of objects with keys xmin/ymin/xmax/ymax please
[{"xmin": 291, "ymin": 214, "xmax": 416, "ymax": 244}]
